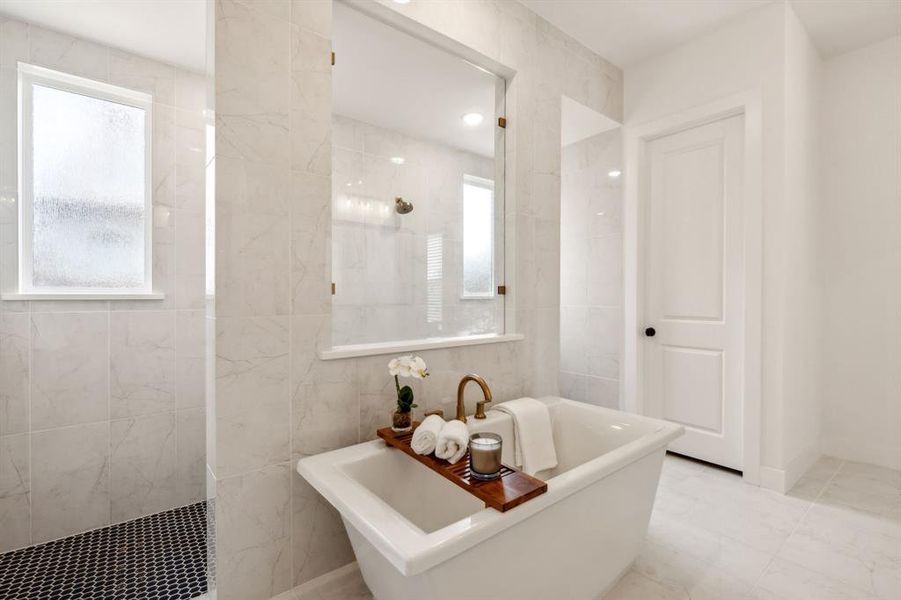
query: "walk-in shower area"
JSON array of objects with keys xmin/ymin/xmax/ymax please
[{"xmin": 0, "ymin": 3, "xmax": 210, "ymax": 598}]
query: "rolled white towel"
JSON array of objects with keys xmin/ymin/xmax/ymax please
[
  {"xmin": 410, "ymin": 414, "xmax": 445, "ymax": 455},
  {"xmin": 435, "ymin": 419, "xmax": 470, "ymax": 464}
]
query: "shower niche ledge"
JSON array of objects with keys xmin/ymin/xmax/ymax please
[{"xmin": 318, "ymin": 333, "xmax": 524, "ymax": 361}]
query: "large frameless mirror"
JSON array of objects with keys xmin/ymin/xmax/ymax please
[{"xmin": 330, "ymin": 1, "xmax": 506, "ymax": 350}]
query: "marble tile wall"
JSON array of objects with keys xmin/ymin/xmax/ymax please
[
  {"xmin": 559, "ymin": 129, "xmax": 623, "ymax": 408},
  {"xmin": 212, "ymin": 1, "xmax": 622, "ymax": 598},
  {"xmin": 331, "ymin": 114, "xmax": 501, "ymax": 346},
  {"xmin": 0, "ymin": 17, "xmax": 207, "ymax": 552}
]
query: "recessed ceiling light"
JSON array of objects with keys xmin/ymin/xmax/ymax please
[
  {"xmin": 392, "ymin": 0, "xmax": 411, "ymax": 4},
  {"xmin": 462, "ymin": 112, "xmax": 484, "ymax": 127},
  {"xmin": 390, "ymin": 156, "xmax": 406, "ymax": 165},
  {"xmin": 608, "ymin": 170, "xmax": 622, "ymax": 178}
]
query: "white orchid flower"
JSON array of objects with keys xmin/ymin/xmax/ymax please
[
  {"xmin": 387, "ymin": 357, "xmax": 401, "ymax": 377},
  {"xmin": 388, "ymin": 356, "xmax": 412, "ymax": 378},
  {"xmin": 410, "ymin": 355, "xmax": 429, "ymax": 379},
  {"xmin": 397, "ymin": 356, "xmax": 414, "ymax": 378},
  {"xmin": 388, "ymin": 355, "xmax": 428, "ymax": 379}
]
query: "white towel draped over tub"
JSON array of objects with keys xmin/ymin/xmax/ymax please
[
  {"xmin": 435, "ymin": 419, "xmax": 470, "ymax": 464},
  {"xmin": 492, "ymin": 397, "xmax": 558, "ymax": 475}
]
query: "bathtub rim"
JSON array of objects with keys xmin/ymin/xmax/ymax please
[{"xmin": 297, "ymin": 397, "xmax": 683, "ymax": 576}]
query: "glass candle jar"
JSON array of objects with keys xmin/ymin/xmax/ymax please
[{"xmin": 469, "ymin": 433, "xmax": 502, "ymax": 481}]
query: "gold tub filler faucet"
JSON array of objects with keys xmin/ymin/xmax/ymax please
[{"xmin": 455, "ymin": 374, "xmax": 492, "ymax": 423}]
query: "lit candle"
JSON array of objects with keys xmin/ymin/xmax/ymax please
[{"xmin": 469, "ymin": 433, "xmax": 502, "ymax": 481}]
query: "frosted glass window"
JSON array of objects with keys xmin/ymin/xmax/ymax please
[
  {"xmin": 18, "ymin": 63, "xmax": 153, "ymax": 295},
  {"xmin": 462, "ymin": 175, "xmax": 494, "ymax": 298}
]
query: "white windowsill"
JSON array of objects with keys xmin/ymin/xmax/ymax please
[
  {"xmin": 318, "ymin": 333, "xmax": 525, "ymax": 360},
  {"xmin": 1, "ymin": 292, "xmax": 166, "ymax": 301}
]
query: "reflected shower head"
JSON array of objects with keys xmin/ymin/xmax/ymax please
[{"xmin": 395, "ymin": 197, "xmax": 413, "ymax": 214}]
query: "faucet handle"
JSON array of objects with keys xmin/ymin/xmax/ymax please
[
  {"xmin": 474, "ymin": 399, "xmax": 491, "ymax": 419},
  {"xmin": 424, "ymin": 409, "xmax": 445, "ymax": 419}
]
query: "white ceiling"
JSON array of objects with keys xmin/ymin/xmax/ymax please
[
  {"xmin": 0, "ymin": 0, "xmax": 206, "ymax": 73},
  {"xmin": 521, "ymin": 0, "xmax": 901, "ymax": 67},
  {"xmin": 790, "ymin": 0, "xmax": 901, "ymax": 58},
  {"xmin": 521, "ymin": 0, "xmax": 773, "ymax": 68},
  {"xmin": 333, "ymin": 1, "xmax": 497, "ymax": 157},
  {"xmin": 1, "ymin": 0, "xmax": 896, "ymax": 99}
]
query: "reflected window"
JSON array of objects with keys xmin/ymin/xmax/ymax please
[
  {"xmin": 18, "ymin": 63, "xmax": 152, "ymax": 294},
  {"xmin": 427, "ymin": 234, "xmax": 443, "ymax": 324},
  {"xmin": 462, "ymin": 175, "xmax": 494, "ymax": 299}
]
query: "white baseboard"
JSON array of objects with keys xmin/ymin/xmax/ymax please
[
  {"xmin": 823, "ymin": 435, "xmax": 901, "ymax": 472},
  {"xmin": 784, "ymin": 445, "xmax": 821, "ymax": 491},
  {"xmin": 759, "ymin": 445, "xmax": 820, "ymax": 494},
  {"xmin": 758, "ymin": 466, "xmax": 787, "ymax": 493},
  {"xmin": 270, "ymin": 562, "xmax": 359, "ymax": 600}
]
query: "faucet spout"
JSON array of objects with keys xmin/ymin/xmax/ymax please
[{"xmin": 456, "ymin": 374, "xmax": 492, "ymax": 423}]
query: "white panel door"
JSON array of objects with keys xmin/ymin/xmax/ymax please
[{"xmin": 643, "ymin": 115, "xmax": 744, "ymax": 470}]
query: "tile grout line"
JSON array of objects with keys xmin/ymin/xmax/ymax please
[
  {"xmin": 173, "ymin": 79, "xmax": 181, "ymax": 509},
  {"xmin": 25, "ymin": 410, "xmax": 178, "ymax": 435},
  {"xmin": 26, "ymin": 292, "xmax": 33, "ymax": 548},
  {"xmin": 174, "ymin": 310, "xmax": 180, "ymax": 505},
  {"xmin": 25, "ymin": 24, "xmax": 34, "ymax": 552},
  {"xmin": 107, "ymin": 307, "xmax": 112, "ymax": 528},
  {"xmin": 750, "ymin": 459, "xmax": 847, "ymax": 594},
  {"xmin": 288, "ymin": 3, "xmax": 296, "ymax": 593}
]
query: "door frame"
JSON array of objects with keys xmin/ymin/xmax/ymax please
[{"xmin": 622, "ymin": 91, "xmax": 762, "ymax": 485}]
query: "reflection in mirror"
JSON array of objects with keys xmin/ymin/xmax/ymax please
[{"xmin": 331, "ymin": 2, "xmax": 505, "ymax": 348}]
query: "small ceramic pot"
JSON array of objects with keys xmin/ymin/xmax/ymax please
[{"xmin": 391, "ymin": 410, "xmax": 413, "ymax": 433}]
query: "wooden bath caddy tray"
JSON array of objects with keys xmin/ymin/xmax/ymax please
[{"xmin": 377, "ymin": 423, "xmax": 547, "ymax": 512}]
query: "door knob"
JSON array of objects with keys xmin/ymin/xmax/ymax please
[{"xmin": 645, "ymin": 327, "xmax": 656, "ymax": 337}]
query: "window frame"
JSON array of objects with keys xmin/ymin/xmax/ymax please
[
  {"xmin": 461, "ymin": 173, "xmax": 496, "ymax": 300},
  {"xmin": 16, "ymin": 62, "xmax": 155, "ymax": 298}
]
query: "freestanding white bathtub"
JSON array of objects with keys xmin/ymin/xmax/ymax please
[{"xmin": 297, "ymin": 397, "xmax": 683, "ymax": 600}]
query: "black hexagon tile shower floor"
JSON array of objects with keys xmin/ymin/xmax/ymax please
[{"xmin": 0, "ymin": 502, "xmax": 208, "ymax": 599}]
